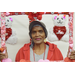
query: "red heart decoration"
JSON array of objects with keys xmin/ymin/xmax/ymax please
[
  {"xmin": 53, "ymin": 26, "xmax": 66, "ymax": 40},
  {"xmin": 0, "ymin": 28, "xmax": 12, "ymax": 41}
]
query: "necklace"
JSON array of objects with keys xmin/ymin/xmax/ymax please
[{"xmin": 33, "ymin": 44, "xmax": 46, "ymax": 62}]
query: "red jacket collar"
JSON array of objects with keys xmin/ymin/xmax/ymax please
[
  {"xmin": 45, "ymin": 42, "xmax": 56, "ymax": 51},
  {"xmin": 23, "ymin": 43, "xmax": 31, "ymax": 51},
  {"xmin": 23, "ymin": 41, "xmax": 56, "ymax": 51}
]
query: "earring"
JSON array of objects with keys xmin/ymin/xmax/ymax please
[{"xmin": 44, "ymin": 39, "xmax": 46, "ymax": 43}]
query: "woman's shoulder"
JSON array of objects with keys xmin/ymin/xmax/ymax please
[
  {"xmin": 23, "ymin": 42, "xmax": 31, "ymax": 47},
  {"xmin": 46, "ymin": 41, "xmax": 57, "ymax": 48},
  {"xmin": 19, "ymin": 42, "xmax": 31, "ymax": 51},
  {"xmin": 46, "ymin": 42, "xmax": 63, "ymax": 60},
  {"xmin": 15, "ymin": 42, "xmax": 31, "ymax": 62}
]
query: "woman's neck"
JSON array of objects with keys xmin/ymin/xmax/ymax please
[{"xmin": 33, "ymin": 42, "xmax": 46, "ymax": 55}]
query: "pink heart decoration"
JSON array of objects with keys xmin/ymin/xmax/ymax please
[
  {"xmin": 1, "ymin": 20, "xmax": 5, "ymax": 24},
  {"xmin": 1, "ymin": 13, "xmax": 6, "ymax": 17},
  {"xmin": 1, "ymin": 25, "xmax": 6, "ymax": 30},
  {"xmin": 1, "ymin": 30, "xmax": 6, "ymax": 34},
  {"xmin": 69, "ymin": 44, "xmax": 73, "ymax": 47},
  {"xmin": 2, "ymin": 58, "xmax": 12, "ymax": 62},
  {"xmin": 1, "ymin": 42, "xmax": 6, "ymax": 47},
  {"xmin": 69, "ymin": 40, "xmax": 73, "ymax": 44},
  {"xmin": 38, "ymin": 59, "xmax": 50, "ymax": 62},
  {"xmin": 6, "ymin": 12, "xmax": 10, "ymax": 15},
  {"xmin": 38, "ymin": 59, "xmax": 64, "ymax": 62}
]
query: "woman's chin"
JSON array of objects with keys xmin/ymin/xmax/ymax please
[{"xmin": 34, "ymin": 41, "xmax": 44, "ymax": 44}]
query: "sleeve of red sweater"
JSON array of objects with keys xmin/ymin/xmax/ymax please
[
  {"xmin": 54, "ymin": 45, "xmax": 63, "ymax": 61},
  {"xmin": 15, "ymin": 47, "xmax": 23, "ymax": 62},
  {"xmin": 49, "ymin": 44, "xmax": 63, "ymax": 61}
]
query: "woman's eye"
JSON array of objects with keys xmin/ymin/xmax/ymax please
[
  {"xmin": 32, "ymin": 31, "xmax": 36, "ymax": 34},
  {"xmin": 39, "ymin": 30, "xmax": 43, "ymax": 33}
]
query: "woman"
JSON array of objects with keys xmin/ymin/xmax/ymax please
[
  {"xmin": 15, "ymin": 21, "xmax": 63, "ymax": 62},
  {"xmin": 0, "ymin": 21, "xmax": 75, "ymax": 62}
]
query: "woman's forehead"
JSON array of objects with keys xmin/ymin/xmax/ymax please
[{"xmin": 32, "ymin": 26, "xmax": 44, "ymax": 31}]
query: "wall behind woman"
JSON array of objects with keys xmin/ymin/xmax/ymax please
[{"xmin": 0, "ymin": 13, "xmax": 75, "ymax": 62}]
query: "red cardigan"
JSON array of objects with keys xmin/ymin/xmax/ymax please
[{"xmin": 15, "ymin": 42, "xmax": 63, "ymax": 62}]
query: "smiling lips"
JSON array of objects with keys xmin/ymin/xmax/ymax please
[{"xmin": 35, "ymin": 38, "xmax": 41, "ymax": 40}]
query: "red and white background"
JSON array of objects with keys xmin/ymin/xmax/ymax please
[{"xmin": 0, "ymin": 12, "xmax": 75, "ymax": 62}]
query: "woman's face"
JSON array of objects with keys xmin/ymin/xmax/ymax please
[{"xmin": 31, "ymin": 26, "xmax": 46, "ymax": 44}]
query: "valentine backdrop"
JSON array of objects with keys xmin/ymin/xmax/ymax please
[{"xmin": 0, "ymin": 13, "xmax": 75, "ymax": 62}]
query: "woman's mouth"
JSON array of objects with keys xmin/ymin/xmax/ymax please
[{"xmin": 35, "ymin": 38, "xmax": 41, "ymax": 40}]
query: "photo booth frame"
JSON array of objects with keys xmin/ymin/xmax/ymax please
[{"xmin": 1, "ymin": 12, "xmax": 74, "ymax": 56}]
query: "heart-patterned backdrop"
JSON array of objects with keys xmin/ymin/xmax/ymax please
[{"xmin": 0, "ymin": 13, "xmax": 75, "ymax": 62}]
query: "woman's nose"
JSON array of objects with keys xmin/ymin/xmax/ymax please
[{"xmin": 35, "ymin": 32, "xmax": 39, "ymax": 36}]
